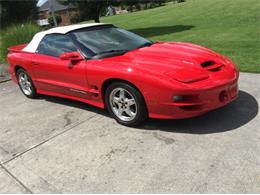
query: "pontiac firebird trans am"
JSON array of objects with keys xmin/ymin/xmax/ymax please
[{"xmin": 7, "ymin": 23, "xmax": 239, "ymax": 126}]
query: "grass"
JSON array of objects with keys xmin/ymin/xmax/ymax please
[
  {"xmin": 0, "ymin": 0, "xmax": 259, "ymax": 73},
  {"xmin": 97, "ymin": 0, "xmax": 260, "ymax": 73},
  {"xmin": 0, "ymin": 23, "xmax": 40, "ymax": 64}
]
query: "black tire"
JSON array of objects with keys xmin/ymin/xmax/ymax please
[
  {"xmin": 105, "ymin": 82, "xmax": 147, "ymax": 127},
  {"xmin": 16, "ymin": 68, "xmax": 38, "ymax": 98}
]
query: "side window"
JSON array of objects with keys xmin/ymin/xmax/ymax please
[{"xmin": 37, "ymin": 34, "xmax": 77, "ymax": 57}]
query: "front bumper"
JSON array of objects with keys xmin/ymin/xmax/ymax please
[{"xmin": 148, "ymin": 80, "xmax": 238, "ymax": 119}]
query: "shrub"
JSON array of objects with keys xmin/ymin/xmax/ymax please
[
  {"xmin": 0, "ymin": 22, "xmax": 40, "ymax": 63},
  {"xmin": 69, "ymin": 11, "xmax": 81, "ymax": 24}
]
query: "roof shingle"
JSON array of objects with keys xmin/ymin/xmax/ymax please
[{"xmin": 39, "ymin": 0, "xmax": 76, "ymax": 12}]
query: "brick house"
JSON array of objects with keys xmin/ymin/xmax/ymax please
[{"xmin": 38, "ymin": 0, "xmax": 77, "ymax": 26}]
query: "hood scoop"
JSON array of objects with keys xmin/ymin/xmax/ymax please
[
  {"xmin": 201, "ymin": 60, "xmax": 224, "ymax": 72},
  {"xmin": 165, "ymin": 69, "xmax": 209, "ymax": 83}
]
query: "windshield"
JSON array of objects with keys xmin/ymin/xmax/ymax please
[{"xmin": 69, "ymin": 26, "xmax": 153, "ymax": 58}]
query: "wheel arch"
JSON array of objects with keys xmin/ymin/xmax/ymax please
[
  {"xmin": 14, "ymin": 65, "xmax": 26, "ymax": 75},
  {"xmin": 101, "ymin": 78, "xmax": 148, "ymax": 111}
]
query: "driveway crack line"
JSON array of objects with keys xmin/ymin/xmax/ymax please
[
  {"xmin": 0, "ymin": 163, "xmax": 33, "ymax": 194},
  {"xmin": 1, "ymin": 114, "xmax": 98, "ymax": 165}
]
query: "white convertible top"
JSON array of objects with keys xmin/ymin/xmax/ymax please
[{"xmin": 23, "ymin": 23, "xmax": 108, "ymax": 53}]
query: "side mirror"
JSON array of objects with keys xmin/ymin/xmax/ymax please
[{"xmin": 59, "ymin": 51, "xmax": 83, "ymax": 61}]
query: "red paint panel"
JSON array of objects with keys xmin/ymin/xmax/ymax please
[{"xmin": 7, "ymin": 42, "xmax": 239, "ymax": 119}]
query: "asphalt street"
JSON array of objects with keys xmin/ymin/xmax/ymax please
[{"xmin": 0, "ymin": 73, "xmax": 259, "ymax": 193}]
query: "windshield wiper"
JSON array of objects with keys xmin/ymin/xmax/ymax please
[
  {"xmin": 136, "ymin": 42, "xmax": 154, "ymax": 49},
  {"xmin": 93, "ymin": 49, "xmax": 129, "ymax": 59},
  {"xmin": 96, "ymin": 49, "xmax": 129, "ymax": 55}
]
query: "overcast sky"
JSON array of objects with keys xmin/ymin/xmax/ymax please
[{"xmin": 37, "ymin": 0, "xmax": 47, "ymax": 7}]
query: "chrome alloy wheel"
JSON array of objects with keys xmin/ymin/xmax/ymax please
[
  {"xmin": 109, "ymin": 88, "xmax": 137, "ymax": 122},
  {"xmin": 18, "ymin": 72, "xmax": 32, "ymax": 96}
]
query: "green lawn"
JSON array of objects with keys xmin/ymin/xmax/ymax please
[{"xmin": 97, "ymin": 0, "xmax": 260, "ymax": 73}]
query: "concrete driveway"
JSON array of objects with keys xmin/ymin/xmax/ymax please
[{"xmin": 0, "ymin": 73, "xmax": 259, "ymax": 193}]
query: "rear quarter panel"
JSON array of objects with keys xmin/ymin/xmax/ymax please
[{"xmin": 7, "ymin": 51, "xmax": 34, "ymax": 82}]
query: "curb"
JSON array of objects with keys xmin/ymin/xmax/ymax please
[
  {"xmin": 0, "ymin": 74, "xmax": 11, "ymax": 84},
  {"xmin": 0, "ymin": 63, "xmax": 10, "ymax": 83},
  {"xmin": 0, "ymin": 78, "xmax": 11, "ymax": 84}
]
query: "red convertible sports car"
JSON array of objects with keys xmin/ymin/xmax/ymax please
[{"xmin": 7, "ymin": 23, "xmax": 239, "ymax": 126}]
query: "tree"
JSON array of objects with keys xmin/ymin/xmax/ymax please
[
  {"xmin": 48, "ymin": 14, "xmax": 62, "ymax": 26},
  {"xmin": 0, "ymin": 0, "xmax": 38, "ymax": 27},
  {"xmin": 59, "ymin": 0, "xmax": 167, "ymax": 23},
  {"xmin": 59, "ymin": 0, "xmax": 138, "ymax": 23},
  {"xmin": 153, "ymin": 0, "xmax": 167, "ymax": 6},
  {"xmin": 77, "ymin": 1, "xmax": 107, "ymax": 23},
  {"xmin": 58, "ymin": 0, "xmax": 105, "ymax": 22}
]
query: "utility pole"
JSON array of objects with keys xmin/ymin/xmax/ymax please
[{"xmin": 49, "ymin": 0, "xmax": 58, "ymax": 26}]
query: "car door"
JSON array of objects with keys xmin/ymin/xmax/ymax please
[{"xmin": 32, "ymin": 34, "xmax": 90, "ymax": 99}]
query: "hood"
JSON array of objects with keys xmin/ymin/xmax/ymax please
[{"xmin": 118, "ymin": 42, "xmax": 226, "ymax": 83}]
